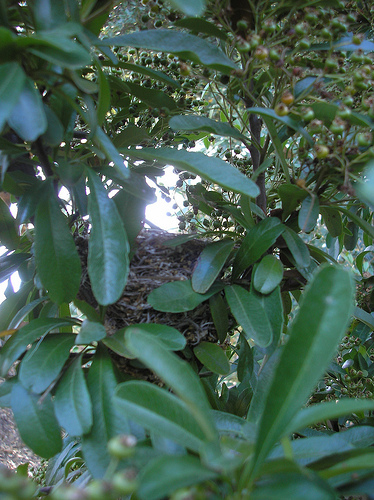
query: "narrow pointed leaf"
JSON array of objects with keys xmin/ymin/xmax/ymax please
[
  {"xmin": 209, "ymin": 293, "xmax": 229, "ymax": 343},
  {"xmin": 194, "ymin": 342, "xmax": 230, "ymax": 375},
  {"xmin": 87, "ymin": 169, "xmax": 129, "ymax": 305},
  {"xmin": 19, "ymin": 333, "xmax": 75, "ymax": 393},
  {"xmin": 192, "ymin": 239, "xmax": 234, "ymax": 293},
  {"xmin": 170, "ymin": 115, "xmax": 246, "ymax": 141},
  {"xmin": 126, "ymin": 148, "xmax": 259, "ymax": 198},
  {"xmin": 250, "ymin": 265, "xmax": 355, "ymax": 481},
  {"xmin": 93, "ymin": 127, "xmax": 129, "ymax": 179},
  {"xmin": 253, "ymin": 255, "xmax": 283, "ymax": 295},
  {"xmin": 282, "ymin": 227, "xmax": 311, "ymax": 268},
  {"xmin": 298, "ymin": 194, "xmax": 319, "ymax": 233},
  {"xmin": 55, "ymin": 356, "xmax": 93, "ymax": 436},
  {"xmin": 225, "ymin": 285, "xmax": 273, "ymax": 347},
  {"xmin": 11, "ymin": 383, "xmax": 62, "ymax": 458}
]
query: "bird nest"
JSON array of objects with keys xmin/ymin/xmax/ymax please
[{"xmin": 76, "ymin": 229, "xmax": 220, "ymax": 347}]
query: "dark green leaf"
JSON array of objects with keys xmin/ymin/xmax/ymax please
[
  {"xmin": 0, "ymin": 62, "xmax": 26, "ymax": 131},
  {"xmin": 170, "ymin": 115, "xmax": 246, "ymax": 141},
  {"xmin": 294, "ymin": 76, "xmax": 318, "ymax": 99},
  {"xmin": 102, "ymin": 328, "xmax": 133, "ymax": 358},
  {"xmin": 55, "ymin": 355, "xmax": 93, "ymax": 436},
  {"xmin": 93, "ymin": 128, "xmax": 129, "ymax": 179},
  {"xmin": 237, "ymin": 335, "xmax": 253, "ymax": 383},
  {"xmin": 253, "ymin": 255, "xmax": 283, "ymax": 295},
  {"xmin": 194, "ymin": 342, "xmax": 230, "ymax": 375},
  {"xmin": 209, "ymin": 293, "xmax": 229, "ymax": 343},
  {"xmin": 87, "ymin": 169, "xmax": 129, "ymax": 306},
  {"xmin": 336, "ymin": 206, "xmax": 374, "ymax": 239},
  {"xmin": 255, "ymin": 286, "xmax": 284, "ymax": 353},
  {"xmin": 75, "ymin": 319, "xmax": 106, "ymax": 344},
  {"xmin": 33, "ymin": 0, "xmax": 67, "ymax": 30},
  {"xmin": 41, "ymin": 105, "xmax": 64, "ymax": 147},
  {"xmin": 0, "ymin": 197, "xmax": 19, "ymax": 250},
  {"xmin": 0, "ymin": 376, "xmax": 17, "ymax": 407},
  {"xmin": 124, "ymin": 324, "xmax": 186, "ymax": 351},
  {"xmin": 121, "ymin": 81, "xmax": 177, "ymax": 110},
  {"xmin": 282, "ymin": 227, "xmax": 311, "ymax": 268},
  {"xmin": 73, "ymin": 299, "xmax": 100, "ymax": 322},
  {"xmin": 233, "ymin": 218, "xmax": 284, "ymax": 279},
  {"xmin": 192, "ymin": 239, "xmax": 233, "ymax": 293},
  {"xmin": 278, "ymin": 184, "xmax": 308, "ymax": 220},
  {"xmin": 19, "ymin": 333, "xmax": 75, "ymax": 394},
  {"xmin": 28, "ymin": 36, "xmax": 91, "ymax": 69},
  {"xmin": 11, "ymin": 383, "xmax": 62, "ymax": 458},
  {"xmin": 101, "ymin": 30, "xmax": 237, "ymax": 73},
  {"xmin": 8, "ymin": 78, "xmax": 47, "ymax": 141},
  {"xmin": 174, "ymin": 18, "xmax": 227, "ymax": 40},
  {"xmin": 0, "ymin": 317, "xmax": 77, "ymax": 377},
  {"xmin": 298, "ymin": 194, "xmax": 319, "ymax": 233},
  {"xmin": 344, "ymin": 221, "xmax": 358, "ymax": 251},
  {"xmin": 35, "ymin": 184, "xmax": 81, "ymax": 304},
  {"xmin": 320, "ymin": 207, "xmax": 343, "ymax": 238},
  {"xmin": 225, "ymin": 285, "xmax": 273, "ymax": 347},
  {"xmin": 167, "ymin": 0, "xmax": 205, "ymax": 16},
  {"xmin": 126, "ymin": 147, "xmax": 259, "ymax": 198},
  {"xmin": 96, "ymin": 64, "xmax": 111, "ymax": 125},
  {"xmin": 148, "ymin": 280, "xmax": 222, "ymax": 313}
]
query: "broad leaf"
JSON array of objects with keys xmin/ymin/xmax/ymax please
[
  {"xmin": 19, "ymin": 333, "xmax": 75, "ymax": 394},
  {"xmin": 253, "ymin": 255, "xmax": 283, "ymax": 295},
  {"xmin": 167, "ymin": 0, "xmax": 206, "ymax": 16},
  {"xmin": 148, "ymin": 280, "xmax": 222, "ymax": 313},
  {"xmin": 0, "ymin": 317, "xmax": 77, "ymax": 377},
  {"xmin": 248, "ymin": 265, "xmax": 355, "ymax": 482},
  {"xmin": 192, "ymin": 239, "xmax": 234, "ymax": 293},
  {"xmin": 114, "ymin": 381, "xmax": 206, "ymax": 452},
  {"xmin": 0, "ymin": 62, "xmax": 26, "ymax": 131},
  {"xmin": 126, "ymin": 148, "xmax": 259, "ymax": 198},
  {"xmin": 278, "ymin": 184, "xmax": 308, "ymax": 220},
  {"xmin": 75, "ymin": 319, "xmax": 106, "ymax": 344},
  {"xmin": 194, "ymin": 342, "xmax": 230, "ymax": 375},
  {"xmin": 87, "ymin": 169, "xmax": 129, "ymax": 305},
  {"xmin": 55, "ymin": 355, "xmax": 93, "ymax": 436},
  {"xmin": 298, "ymin": 194, "xmax": 319, "ymax": 233},
  {"xmin": 170, "ymin": 115, "xmax": 246, "ymax": 141},
  {"xmin": 225, "ymin": 285, "xmax": 273, "ymax": 347},
  {"xmin": 138, "ymin": 455, "xmax": 217, "ymax": 500},
  {"xmin": 233, "ymin": 218, "xmax": 284, "ymax": 279},
  {"xmin": 11, "ymin": 383, "xmax": 62, "ymax": 458},
  {"xmin": 282, "ymin": 227, "xmax": 311, "ymax": 269},
  {"xmin": 124, "ymin": 324, "xmax": 186, "ymax": 351},
  {"xmin": 35, "ymin": 183, "xmax": 81, "ymax": 304},
  {"xmin": 320, "ymin": 207, "xmax": 343, "ymax": 238},
  {"xmin": 101, "ymin": 30, "xmax": 237, "ymax": 73}
]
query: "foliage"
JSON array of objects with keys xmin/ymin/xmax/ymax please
[{"xmin": 0, "ymin": 0, "xmax": 374, "ymax": 498}]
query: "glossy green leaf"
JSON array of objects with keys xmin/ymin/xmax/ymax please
[
  {"xmin": 102, "ymin": 327, "xmax": 133, "ymax": 358},
  {"xmin": 298, "ymin": 194, "xmax": 319, "ymax": 233},
  {"xmin": 0, "ymin": 62, "xmax": 26, "ymax": 131},
  {"xmin": 122, "ymin": 81, "xmax": 177, "ymax": 111},
  {"xmin": 111, "ymin": 62, "xmax": 180, "ymax": 88},
  {"xmin": 225, "ymin": 285, "xmax": 273, "ymax": 347},
  {"xmin": 253, "ymin": 255, "xmax": 283, "ymax": 295},
  {"xmin": 115, "ymin": 381, "xmax": 206, "ymax": 452},
  {"xmin": 138, "ymin": 455, "xmax": 217, "ymax": 500},
  {"xmin": 125, "ymin": 324, "xmax": 186, "ymax": 351},
  {"xmin": 344, "ymin": 221, "xmax": 358, "ymax": 251},
  {"xmin": 0, "ymin": 317, "xmax": 77, "ymax": 377},
  {"xmin": 255, "ymin": 286, "xmax": 284, "ymax": 352},
  {"xmin": 55, "ymin": 355, "xmax": 93, "ymax": 436},
  {"xmin": 233, "ymin": 218, "xmax": 284, "ymax": 279},
  {"xmin": 319, "ymin": 449, "xmax": 374, "ymax": 480},
  {"xmin": 11, "ymin": 383, "xmax": 62, "ymax": 458},
  {"xmin": 194, "ymin": 342, "xmax": 230, "ymax": 375},
  {"xmin": 282, "ymin": 227, "xmax": 311, "ymax": 268},
  {"xmin": 126, "ymin": 147, "xmax": 259, "ymax": 198},
  {"xmin": 96, "ymin": 64, "xmax": 111, "ymax": 125},
  {"xmin": 73, "ymin": 299, "xmax": 100, "ymax": 322},
  {"xmin": 19, "ymin": 333, "xmax": 75, "ymax": 394},
  {"xmin": 320, "ymin": 207, "xmax": 343, "ymax": 238},
  {"xmin": 0, "ymin": 376, "xmax": 17, "ymax": 407},
  {"xmin": 81, "ymin": 345, "xmax": 130, "ymax": 478},
  {"xmin": 28, "ymin": 36, "xmax": 91, "ymax": 69},
  {"xmin": 35, "ymin": 184, "xmax": 81, "ymax": 305},
  {"xmin": 41, "ymin": 105, "xmax": 64, "ymax": 147},
  {"xmin": 209, "ymin": 293, "xmax": 229, "ymax": 343},
  {"xmin": 93, "ymin": 127, "xmax": 129, "ymax": 179},
  {"xmin": 249, "ymin": 265, "xmax": 355, "ymax": 482},
  {"xmin": 174, "ymin": 17, "xmax": 227, "ymax": 40},
  {"xmin": 278, "ymin": 184, "xmax": 308, "ymax": 220},
  {"xmin": 237, "ymin": 335, "xmax": 253, "ymax": 383},
  {"xmin": 87, "ymin": 169, "xmax": 129, "ymax": 306},
  {"xmin": 0, "ymin": 197, "xmax": 19, "ymax": 250},
  {"xmin": 148, "ymin": 280, "xmax": 222, "ymax": 313},
  {"xmin": 192, "ymin": 239, "xmax": 233, "ymax": 293},
  {"xmin": 170, "ymin": 115, "xmax": 246, "ymax": 141},
  {"xmin": 336, "ymin": 206, "xmax": 374, "ymax": 239},
  {"xmin": 168, "ymin": 0, "xmax": 205, "ymax": 16},
  {"xmin": 356, "ymin": 246, "xmax": 374, "ymax": 275},
  {"xmin": 8, "ymin": 78, "xmax": 47, "ymax": 141},
  {"xmin": 125, "ymin": 329, "xmax": 216, "ymax": 441},
  {"xmin": 101, "ymin": 30, "xmax": 237, "ymax": 73},
  {"xmin": 33, "ymin": 0, "xmax": 67, "ymax": 30},
  {"xmin": 75, "ymin": 319, "xmax": 106, "ymax": 344}
]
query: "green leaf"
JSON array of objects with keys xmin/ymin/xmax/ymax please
[
  {"xmin": 93, "ymin": 127, "xmax": 130, "ymax": 179},
  {"xmin": 225, "ymin": 285, "xmax": 273, "ymax": 347},
  {"xmin": 33, "ymin": 0, "xmax": 67, "ymax": 30},
  {"xmin": 253, "ymin": 255, "xmax": 283, "ymax": 295},
  {"xmin": 75, "ymin": 319, "xmax": 106, "ymax": 344},
  {"xmin": 249, "ymin": 265, "xmax": 355, "ymax": 483},
  {"xmin": 237, "ymin": 335, "xmax": 253, "ymax": 383},
  {"xmin": 192, "ymin": 239, "xmax": 234, "ymax": 293},
  {"xmin": 87, "ymin": 169, "xmax": 129, "ymax": 306},
  {"xmin": 111, "ymin": 62, "xmax": 180, "ymax": 88},
  {"xmin": 209, "ymin": 293, "xmax": 229, "ymax": 343},
  {"xmin": 344, "ymin": 221, "xmax": 358, "ymax": 251},
  {"xmin": 356, "ymin": 246, "xmax": 374, "ymax": 275},
  {"xmin": 0, "ymin": 377, "xmax": 17, "ymax": 408},
  {"xmin": 170, "ymin": 115, "xmax": 246, "ymax": 141},
  {"xmin": 121, "ymin": 81, "xmax": 177, "ymax": 111},
  {"xmin": 138, "ymin": 455, "xmax": 216, "ymax": 500},
  {"xmin": 114, "ymin": 381, "xmax": 206, "ymax": 452},
  {"xmin": 174, "ymin": 17, "xmax": 227, "ymax": 40},
  {"xmin": 147, "ymin": 280, "xmax": 222, "ymax": 313},
  {"xmin": 35, "ymin": 184, "xmax": 81, "ymax": 305},
  {"xmin": 0, "ymin": 317, "xmax": 77, "ymax": 377},
  {"xmin": 319, "ymin": 449, "xmax": 374, "ymax": 480},
  {"xmin": 101, "ymin": 30, "xmax": 237, "ymax": 73},
  {"xmin": 41, "ymin": 105, "xmax": 64, "ymax": 147},
  {"xmin": 335, "ymin": 205, "xmax": 374, "ymax": 240},
  {"xmin": 282, "ymin": 227, "xmax": 311, "ymax": 268},
  {"xmin": 11, "ymin": 383, "xmax": 62, "ymax": 459},
  {"xmin": 0, "ymin": 197, "xmax": 19, "ymax": 250},
  {"xmin": 193, "ymin": 342, "xmax": 230, "ymax": 375},
  {"xmin": 96, "ymin": 63, "xmax": 111, "ymax": 125},
  {"xmin": 73, "ymin": 299, "xmax": 100, "ymax": 322},
  {"xmin": 278, "ymin": 184, "xmax": 308, "ymax": 220},
  {"xmin": 320, "ymin": 207, "xmax": 343, "ymax": 238},
  {"xmin": 102, "ymin": 328, "xmax": 133, "ymax": 358},
  {"xmin": 167, "ymin": 0, "xmax": 205, "ymax": 16},
  {"xmin": 124, "ymin": 329, "xmax": 216, "ymax": 441},
  {"xmin": 0, "ymin": 62, "xmax": 26, "ymax": 131},
  {"xmin": 126, "ymin": 148, "xmax": 259, "ymax": 198},
  {"xmin": 8, "ymin": 78, "xmax": 47, "ymax": 141},
  {"xmin": 256, "ymin": 286, "xmax": 284, "ymax": 352},
  {"xmin": 287, "ymin": 398, "xmax": 374, "ymax": 436},
  {"xmin": 124, "ymin": 324, "xmax": 186, "ymax": 351},
  {"xmin": 55, "ymin": 355, "xmax": 93, "ymax": 436},
  {"xmin": 298, "ymin": 194, "xmax": 319, "ymax": 233},
  {"xmin": 19, "ymin": 333, "xmax": 75, "ymax": 394},
  {"xmin": 233, "ymin": 218, "xmax": 285, "ymax": 279},
  {"xmin": 81, "ymin": 345, "xmax": 130, "ymax": 478}
]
